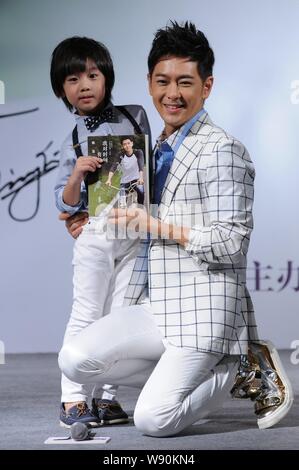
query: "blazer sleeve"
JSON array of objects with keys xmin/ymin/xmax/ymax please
[{"xmin": 185, "ymin": 138, "xmax": 255, "ymax": 265}]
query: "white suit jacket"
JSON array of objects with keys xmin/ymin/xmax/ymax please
[{"xmin": 124, "ymin": 111, "xmax": 258, "ymax": 355}]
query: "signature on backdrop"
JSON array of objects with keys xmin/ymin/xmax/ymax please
[{"xmin": 0, "ymin": 108, "xmax": 59, "ymax": 222}]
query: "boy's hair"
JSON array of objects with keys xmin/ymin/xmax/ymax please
[
  {"xmin": 148, "ymin": 21, "xmax": 214, "ymax": 81},
  {"xmin": 50, "ymin": 36, "xmax": 115, "ymax": 111}
]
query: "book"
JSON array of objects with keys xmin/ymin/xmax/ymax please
[{"xmin": 87, "ymin": 134, "xmax": 150, "ymax": 217}]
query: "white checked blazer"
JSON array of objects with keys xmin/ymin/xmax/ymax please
[{"xmin": 124, "ymin": 111, "xmax": 258, "ymax": 355}]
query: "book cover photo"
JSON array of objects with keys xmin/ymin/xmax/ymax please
[{"xmin": 87, "ymin": 134, "xmax": 149, "ymax": 217}]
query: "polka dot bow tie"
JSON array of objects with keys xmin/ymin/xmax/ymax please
[{"xmin": 84, "ymin": 109, "xmax": 115, "ymax": 132}]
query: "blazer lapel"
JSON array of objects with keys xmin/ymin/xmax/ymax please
[{"xmin": 158, "ymin": 112, "xmax": 213, "ymax": 220}]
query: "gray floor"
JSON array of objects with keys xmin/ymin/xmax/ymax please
[{"xmin": 0, "ymin": 352, "xmax": 298, "ymax": 450}]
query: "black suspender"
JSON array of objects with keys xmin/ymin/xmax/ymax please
[
  {"xmin": 72, "ymin": 125, "xmax": 82, "ymax": 157},
  {"xmin": 115, "ymin": 106, "xmax": 143, "ymax": 135}
]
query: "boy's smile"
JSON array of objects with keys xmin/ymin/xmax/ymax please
[{"xmin": 63, "ymin": 58, "xmax": 106, "ymax": 116}]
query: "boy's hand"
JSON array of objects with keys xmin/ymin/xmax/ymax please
[
  {"xmin": 59, "ymin": 211, "xmax": 89, "ymax": 239},
  {"xmin": 71, "ymin": 156, "xmax": 102, "ymax": 183}
]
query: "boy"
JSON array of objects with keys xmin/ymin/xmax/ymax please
[{"xmin": 51, "ymin": 36, "xmax": 151, "ymax": 428}]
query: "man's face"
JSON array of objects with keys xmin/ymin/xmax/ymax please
[
  {"xmin": 63, "ymin": 58, "xmax": 106, "ymax": 115},
  {"xmin": 148, "ymin": 56, "xmax": 213, "ymax": 137},
  {"xmin": 121, "ymin": 139, "xmax": 134, "ymax": 155}
]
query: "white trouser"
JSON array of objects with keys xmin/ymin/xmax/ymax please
[
  {"xmin": 61, "ymin": 217, "xmax": 139, "ymax": 403},
  {"xmin": 59, "ymin": 302, "xmax": 239, "ymax": 437}
]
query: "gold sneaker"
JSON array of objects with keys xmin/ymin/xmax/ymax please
[
  {"xmin": 250, "ymin": 341, "xmax": 293, "ymax": 429},
  {"xmin": 231, "ymin": 341, "xmax": 293, "ymax": 429},
  {"xmin": 230, "ymin": 351, "xmax": 261, "ymax": 400}
]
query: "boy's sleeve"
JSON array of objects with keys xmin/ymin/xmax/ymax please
[{"xmin": 54, "ymin": 136, "xmax": 88, "ymax": 215}]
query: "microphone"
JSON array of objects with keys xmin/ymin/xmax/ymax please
[{"xmin": 70, "ymin": 422, "xmax": 92, "ymax": 441}]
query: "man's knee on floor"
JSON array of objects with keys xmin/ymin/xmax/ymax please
[{"xmin": 134, "ymin": 400, "xmax": 180, "ymax": 437}]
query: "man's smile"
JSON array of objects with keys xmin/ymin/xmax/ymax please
[{"xmin": 163, "ymin": 103, "xmax": 184, "ymax": 113}]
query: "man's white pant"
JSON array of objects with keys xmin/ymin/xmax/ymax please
[
  {"xmin": 61, "ymin": 218, "xmax": 139, "ymax": 403},
  {"xmin": 59, "ymin": 302, "xmax": 239, "ymax": 437}
]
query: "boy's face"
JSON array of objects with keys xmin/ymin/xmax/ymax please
[
  {"xmin": 63, "ymin": 58, "xmax": 106, "ymax": 115},
  {"xmin": 148, "ymin": 56, "xmax": 213, "ymax": 137}
]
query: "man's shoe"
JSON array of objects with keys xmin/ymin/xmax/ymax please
[
  {"xmin": 231, "ymin": 341, "xmax": 293, "ymax": 429},
  {"xmin": 60, "ymin": 402, "xmax": 101, "ymax": 429},
  {"xmin": 230, "ymin": 353, "xmax": 261, "ymax": 399},
  {"xmin": 250, "ymin": 341, "xmax": 294, "ymax": 429},
  {"xmin": 91, "ymin": 398, "xmax": 129, "ymax": 425}
]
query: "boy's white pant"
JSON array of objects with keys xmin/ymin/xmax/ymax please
[
  {"xmin": 61, "ymin": 218, "xmax": 139, "ymax": 403},
  {"xmin": 59, "ymin": 303, "xmax": 239, "ymax": 437}
]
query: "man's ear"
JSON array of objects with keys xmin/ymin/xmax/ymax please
[
  {"xmin": 147, "ymin": 73, "xmax": 153, "ymax": 97},
  {"xmin": 203, "ymin": 76, "xmax": 214, "ymax": 99}
]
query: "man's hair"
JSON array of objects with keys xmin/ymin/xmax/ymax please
[
  {"xmin": 120, "ymin": 136, "xmax": 134, "ymax": 144},
  {"xmin": 50, "ymin": 36, "xmax": 115, "ymax": 111},
  {"xmin": 148, "ymin": 21, "xmax": 214, "ymax": 81}
]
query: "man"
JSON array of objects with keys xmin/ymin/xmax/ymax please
[
  {"xmin": 106, "ymin": 136, "xmax": 145, "ymax": 204},
  {"xmin": 59, "ymin": 22, "xmax": 293, "ymax": 435}
]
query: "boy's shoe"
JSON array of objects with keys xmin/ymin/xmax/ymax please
[
  {"xmin": 231, "ymin": 341, "xmax": 293, "ymax": 429},
  {"xmin": 91, "ymin": 398, "xmax": 129, "ymax": 425},
  {"xmin": 60, "ymin": 402, "xmax": 101, "ymax": 429}
]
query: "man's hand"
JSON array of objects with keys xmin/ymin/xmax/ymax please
[
  {"xmin": 108, "ymin": 208, "xmax": 190, "ymax": 247},
  {"xmin": 59, "ymin": 212, "xmax": 89, "ymax": 239},
  {"xmin": 108, "ymin": 207, "xmax": 149, "ymax": 234}
]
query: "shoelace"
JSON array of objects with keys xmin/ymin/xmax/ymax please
[{"xmin": 76, "ymin": 402, "xmax": 88, "ymax": 417}]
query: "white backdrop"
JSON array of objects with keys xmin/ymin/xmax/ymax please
[{"xmin": 0, "ymin": 0, "xmax": 298, "ymax": 352}]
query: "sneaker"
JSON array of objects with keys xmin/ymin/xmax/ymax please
[
  {"xmin": 91, "ymin": 398, "xmax": 129, "ymax": 425},
  {"xmin": 60, "ymin": 402, "xmax": 101, "ymax": 429},
  {"xmin": 231, "ymin": 341, "xmax": 293, "ymax": 429},
  {"xmin": 230, "ymin": 353, "xmax": 261, "ymax": 399},
  {"xmin": 251, "ymin": 341, "xmax": 294, "ymax": 429}
]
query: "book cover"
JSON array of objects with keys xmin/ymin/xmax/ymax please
[{"xmin": 87, "ymin": 134, "xmax": 150, "ymax": 217}]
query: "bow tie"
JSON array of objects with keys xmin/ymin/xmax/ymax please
[{"xmin": 84, "ymin": 109, "xmax": 115, "ymax": 132}]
